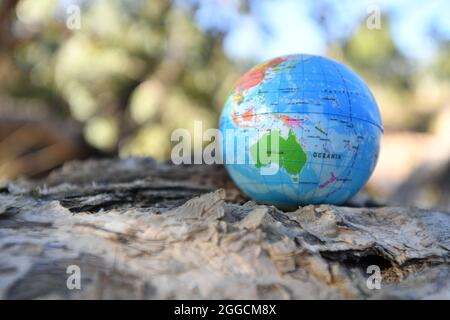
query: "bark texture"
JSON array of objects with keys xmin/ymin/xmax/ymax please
[{"xmin": 0, "ymin": 158, "xmax": 449, "ymax": 299}]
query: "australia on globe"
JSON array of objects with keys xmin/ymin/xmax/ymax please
[{"xmin": 219, "ymin": 54, "xmax": 383, "ymax": 207}]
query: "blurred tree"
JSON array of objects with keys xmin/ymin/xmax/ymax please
[
  {"xmin": 433, "ymin": 43, "xmax": 450, "ymax": 79},
  {"xmin": 0, "ymin": 0, "xmax": 241, "ymax": 179},
  {"xmin": 0, "ymin": 0, "xmax": 449, "ymax": 181},
  {"xmin": 343, "ymin": 17, "xmax": 412, "ymax": 89}
]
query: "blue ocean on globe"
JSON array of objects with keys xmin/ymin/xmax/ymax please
[{"xmin": 219, "ymin": 54, "xmax": 383, "ymax": 207}]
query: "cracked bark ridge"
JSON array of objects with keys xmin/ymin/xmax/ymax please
[{"xmin": 0, "ymin": 158, "xmax": 449, "ymax": 299}]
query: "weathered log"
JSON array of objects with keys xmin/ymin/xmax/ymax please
[{"xmin": 0, "ymin": 158, "xmax": 449, "ymax": 299}]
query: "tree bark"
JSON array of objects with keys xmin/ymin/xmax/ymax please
[{"xmin": 0, "ymin": 158, "xmax": 449, "ymax": 299}]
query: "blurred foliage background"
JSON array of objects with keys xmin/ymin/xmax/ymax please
[{"xmin": 0, "ymin": 0, "xmax": 449, "ymax": 210}]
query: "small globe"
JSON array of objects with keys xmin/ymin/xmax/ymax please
[{"xmin": 219, "ymin": 54, "xmax": 383, "ymax": 207}]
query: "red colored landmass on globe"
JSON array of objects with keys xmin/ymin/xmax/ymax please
[
  {"xmin": 231, "ymin": 106, "xmax": 255, "ymax": 127},
  {"xmin": 319, "ymin": 172, "xmax": 337, "ymax": 189},
  {"xmin": 231, "ymin": 57, "xmax": 287, "ymax": 127},
  {"xmin": 234, "ymin": 57, "xmax": 287, "ymax": 93},
  {"xmin": 274, "ymin": 114, "xmax": 303, "ymax": 129}
]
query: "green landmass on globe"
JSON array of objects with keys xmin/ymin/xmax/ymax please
[{"xmin": 250, "ymin": 129, "xmax": 307, "ymax": 176}]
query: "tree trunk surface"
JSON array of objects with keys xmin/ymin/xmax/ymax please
[{"xmin": 0, "ymin": 158, "xmax": 449, "ymax": 299}]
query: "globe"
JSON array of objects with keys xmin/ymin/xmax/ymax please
[{"xmin": 219, "ymin": 54, "xmax": 383, "ymax": 207}]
